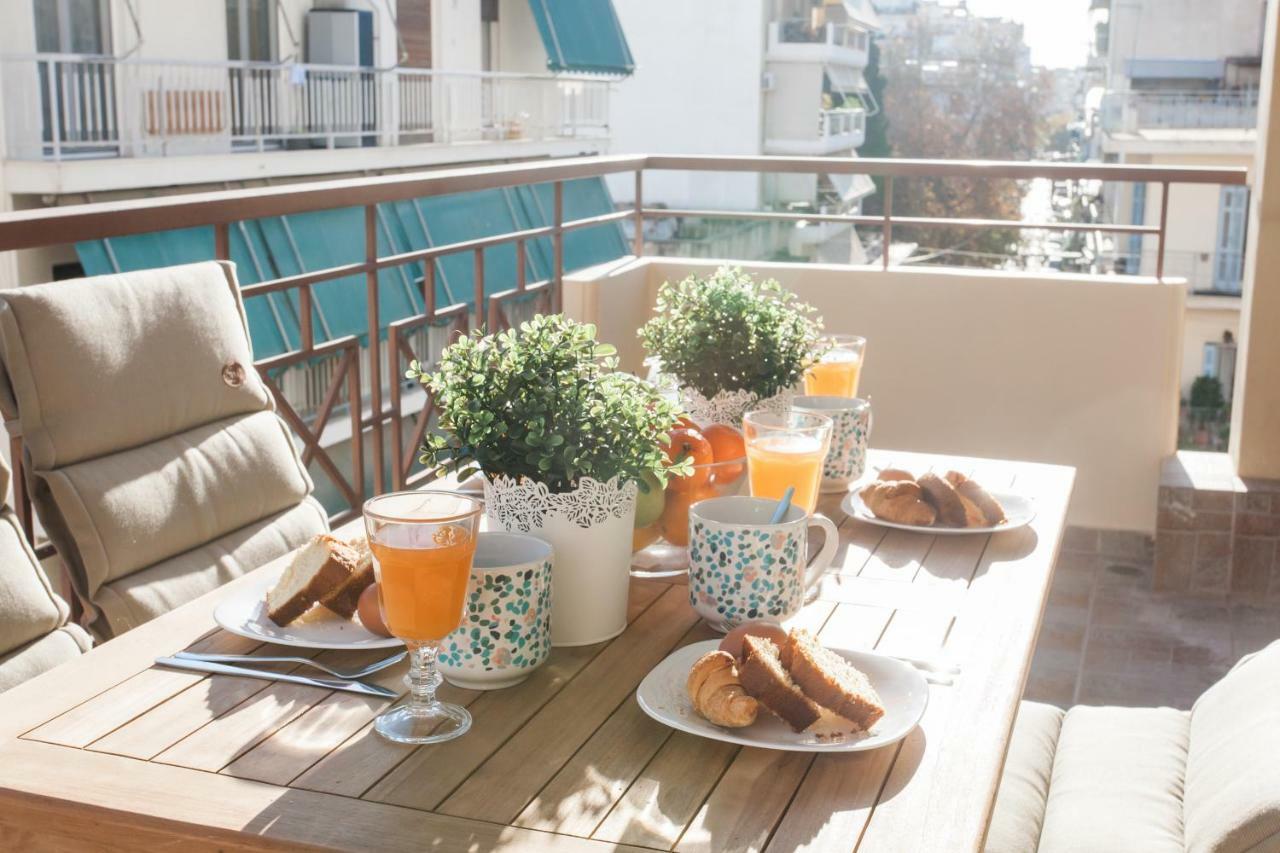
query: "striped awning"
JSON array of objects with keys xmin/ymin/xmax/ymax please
[{"xmin": 527, "ymin": 0, "xmax": 636, "ymax": 76}]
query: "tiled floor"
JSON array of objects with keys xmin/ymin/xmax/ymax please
[{"xmin": 1024, "ymin": 527, "xmax": 1280, "ymax": 709}]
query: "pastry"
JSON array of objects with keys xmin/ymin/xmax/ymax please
[
  {"xmin": 267, "ymin": 535, "xmax": 363, "ymax": 626},
  {"xmin": 957, "ymin": 493, "xmax": 987, "ymax": 527},
  {"xmin": 717, "ymin": 620, "xmax": 789, "ymax": 660},
  {"xmin": 917, "ymin": 472, "xmax": 968, "ymax": 527},
  {"xmin": 738, "ymin": 635, "xmax": 823, "ymax": 732},
  {"xmin": 781, "ymin": 628, "xmax": 885, "ymax": 731},
  {"xmin": 877, "ymin": 467, "xmax": 916, "ymax": 483},
  {"xmin": 860, "ymin": 480, "xmax": 937, "ymax": 527},
  {"xmin": 687, "ymin": 651, "xmax": 759, "ymax": 728},
  {"xmin": 322, "ymin": 537, "xmax": 376, "ymax": 619},
  {"xmin": 945, "ymin": 471, "xmax": 1007, "ymax": 526}
]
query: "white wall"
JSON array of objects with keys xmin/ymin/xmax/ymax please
[
  {"xmin": 1182, "ymin": 297, "xmax": 1240, "ymax": 397},
  {"xmin": 1107, "ymin": 0, "xmax": 1266, "ymax": 88},
  {"xmin": 604, "ymin": 0, "xmax": 765, "ymax": 211},
  {"xmin": 566, "ymin": 256, "xmax": 1186, "ymax": 533},
  {"xmin": 495, "ymin": 0, "xmax": 547, "ymax": 74}
]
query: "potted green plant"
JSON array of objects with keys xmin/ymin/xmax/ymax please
[
  {"xmin": 412, "ymin": 314, "xmax": 686, "ymax": 646},
  {"xmin": 638, "ymin": 266, "xmax": 824, "ymax": 425}
]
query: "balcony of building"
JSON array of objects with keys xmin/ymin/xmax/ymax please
[
  {"xmin": 764, "ymin": 106, "xmax": 866, "ymax": 155},
  {"xmin": 766, "ymin": 19, "xmax": 870, "ymax": 68},
  {"xmin": 1099, "ymin": 89, "xmax": 1259, "ymax": 155},
  {"xmin": 0, "ymin": 53, "xmax": 613, "ymax": 194}
]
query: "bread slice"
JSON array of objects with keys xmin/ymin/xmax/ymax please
[
  {"xmin": 266, "ymin": 535, "xmax": 362, "ymax": 626},
  {"xmin": 738, "ymin": 635, "xmax": 823, "ymax": 732},
  {"xmin": 321, "ymin": 537, "xmax": 375, "ymax": 620},
  {"xmin": 780, "ymin": 628, "xmax": 885, "ymax": 730}
]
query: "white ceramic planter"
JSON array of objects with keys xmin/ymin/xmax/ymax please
[
  {"xmin": 483, "ymin": 475, "xmax": 638, "ymax": 647},
  {"xmin": 678, "ymin": 384, "xmax": 795, "ymax": 427}
]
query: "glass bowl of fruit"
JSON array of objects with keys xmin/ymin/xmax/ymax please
[{"xmin": 632, "ymin": 422, "xmax": 748, "ymax": 578}]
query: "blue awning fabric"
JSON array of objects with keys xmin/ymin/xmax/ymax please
[
  {"xmin": 526, "ymin": 0, "xmax": 635, "ymax": 76},
  {"xmin": 75, "ymin": 177, "xmax": 628, "ymax": 361}
]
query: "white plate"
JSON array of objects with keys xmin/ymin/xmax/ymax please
[
  {"xmin": 841, "ymin": 488, "xmax": 1035, "ymax": 535},
  {"xmin": 636, "ymin": 640, "xmax": 929, "ymax": 752},
  {"xmin": 214, "ymin": 575, "xmax": 403, "ymax": 650}
]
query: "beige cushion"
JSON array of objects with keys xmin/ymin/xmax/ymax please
[
  {"xmin": 1184, "ymin": 640, "xmax": 1280, "ymax": 853},
  {"xmin": 0, "ymin": 261, "xmax": 328, "ymax": 637},
  {"xmin": 0, "ymin": 261, "xmax": 270, "ymax": 469},
  {"xmin": 986, "ymin": 701, "xmax": 1065, "ymax": 853},
  {"xmin": 0, "ymin": 624, "xmax": 92, "ymax": 693},
  {"xmin": 94, "ymin": 497, "xmax": 327, "ymax": 634},
  {"xmin": 39, "ymin": 410, "xmax": 313, "ymax": 594},
  {"xmin": 1038, "ymin": 705, "xmax": 1188, "ymax": 853}
]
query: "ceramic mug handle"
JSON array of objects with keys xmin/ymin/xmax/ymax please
[{"xmin": 802, "ymin": 513, "xmax": 839, "ymax": 592}]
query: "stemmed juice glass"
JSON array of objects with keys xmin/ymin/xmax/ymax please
[
  {"xmin": 742, "ymin": 410, "xmax": 833, "ymax": 514},
  {"xmin": 804, "ymin": 334, "xmax": 867, "ymax": 397},
  {"xmin": 363, "ymin": 490, "xmax": 482, "ymax": 744}
]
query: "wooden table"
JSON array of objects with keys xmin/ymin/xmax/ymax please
[{"xmin": 0, "ymin": 450, "xmax": 1073, "ymax": 852}]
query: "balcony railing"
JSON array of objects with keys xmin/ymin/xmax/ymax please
[
  {"xmin": 766, "ymin": 107, "xmax": 866, "ymax": 155},
  {"xmin": 1100, "ymin": 89, "xmax": 1259, "ymax": 133},
  {"xmin": 0, "ymin": 53, "xmax": 611, "ymax": 161},
  {"xmin": 0, "ymin": 154, "xmax": 1248, "ymax": 535},
  {"xmin": 767, "ymin": 20, "xmax": 870, "ymax": 62},
  {"xmin": 1111, "ymin": 248, "xmax": 1244, "ymax": 294},
  {"xmin": 819, "ymin": 107, "xmax": 866, "ymax": 138}
]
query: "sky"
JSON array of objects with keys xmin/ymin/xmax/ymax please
[{"xmin": 963, "ymin": 0, "xmax": 1095, "ymax": 69}]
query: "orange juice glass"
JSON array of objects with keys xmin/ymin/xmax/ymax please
[
  {"xmin": 804, "ymin": 335, "xmax": 866, "ymax": 397},
  {"xmin": 742, "ymin": 410, "xmax": 833, "ymax": 514},
  {"xmin": 363, "ymin": 490, "xmax": 482, "ymax": 745}
]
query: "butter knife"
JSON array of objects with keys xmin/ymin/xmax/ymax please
[{"xmin": 155, "ymin": 656, "xmax": 397, "ymax": 699}]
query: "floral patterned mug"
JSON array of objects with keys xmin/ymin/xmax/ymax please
[
  {"xmin": 793, "ymin": 396, "xmax": 872, "ymax": 493},
  {"xmin": 687, "ymin": 496, "xmax": 839, "ymax": 631},
  {"xmin": 439, "ymin": 532, "xmax": 552, "ymax": 690}
]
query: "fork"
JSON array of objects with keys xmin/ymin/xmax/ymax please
[{"xmin": 173, "ymin": 650, "xmax": 407, "ymax": 681}]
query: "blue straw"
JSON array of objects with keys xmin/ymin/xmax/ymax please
[{"xmin": 769, "ymin": 487, "xmax": 796, "ymax": 524}]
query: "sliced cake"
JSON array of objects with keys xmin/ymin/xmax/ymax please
[
  {"xmin": 780, "ymin": 628, "xmax": 885, "ymax": 731},
  {"xmin": 266, "ymin": 535, "xmax": 362, "ymax": 626},
  {"xmin": 738, "ymin": 634, "xmax": 823, "ymax": 732},
  {"xmin": 321, "ymin": 537, "xmax": 375, "ymax": 620}
]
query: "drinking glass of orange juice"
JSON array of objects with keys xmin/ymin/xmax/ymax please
[
  {"xmin": 743, "ymin": 410, "xmax": 833, "ymax": 514},
  {"xmin": 363, "ymin": 490, "xmax": 482, "ymax": 744},
  {"xmin": 804, "ymin": 334, "xmax": 866, "ymax": 397}
]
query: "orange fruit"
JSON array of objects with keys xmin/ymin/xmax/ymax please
[
  {"xmin": 702, "ymin": 423, "xmax": 747, "ymax": 484},
  {"xmin": 661, "ymin": 426, "xmax": 714, "ymax": 492},
  {"xmin": 660, "ymin": 483, "xmax": 716, "ymax": 547},
  {"xmin": 633, "ymin": 524, "xmax": 662, "ymax": 553},
  {"xmin": 674, "ymin": 415, "xmax": 700, "ymax": 432}
]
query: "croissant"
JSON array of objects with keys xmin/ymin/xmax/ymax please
[
  {"xmin": 877, "ymin": 467, "xmax": 916, "ymax": 483},
  {"xmin": 860, "ymin": 481, "xmax": 937, "ymax": 527},
  {"xmin": 687, "ymin": 651, "xmax": 758, "ymax": 728}
]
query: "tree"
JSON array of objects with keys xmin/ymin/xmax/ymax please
[
  {"xmin": 875, "ymin": 19, "xmax": 1044, "ymax": 266},
  {"xmin": 860, "ymin": 40, "xmax": 892, "ymax": 214}
]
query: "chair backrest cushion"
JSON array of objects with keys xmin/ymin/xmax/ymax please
[
  {"xmin": 0, "ymin": 261, "xmax": 271, "ymax": 470},
  {"xmin": 0, "ymin": 509, "xmax": 69, "ymax": 657},
  {"xmin": 1185, "ymin": 640, "xmax": 1280, "ymax": 853}
]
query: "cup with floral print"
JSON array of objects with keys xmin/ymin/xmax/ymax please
[
  {"xmin": 792, "ymin": 396, "xmax": 872, "ymax": 493},
  {"xmin": 687, "ymin": 496, "xmax": 839, "ymax": 632},
  {"xmin": 439, "ymin": 532, "xmax": 553, "ymax": 690}
]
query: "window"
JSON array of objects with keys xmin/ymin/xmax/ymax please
[
  {"xmin": 226, "ymin": 0, "xmax": 276, "ymax": 62},
  {"xmin": 34, "ymin": 0, "xmax": 110, "ymax": 54},
  {"xmin": 1202, "ymin": 342, "xmax": 1220, "ymax": 378},
  {"xmin": 1213, "ymin": 185, "xmax": 1248, "ymax": 293}
]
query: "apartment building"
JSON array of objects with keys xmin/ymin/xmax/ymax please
[
  {"xmin": 604, "ymin": 0, "xmax": 880, "ymax": 263},
  {"xmin": 0, "ymin": 0, "xmax": 636, "ymax": 509},
  {"xmin": 1090, "ymin": 0, "xmax": 1264, "ymax": 402}
]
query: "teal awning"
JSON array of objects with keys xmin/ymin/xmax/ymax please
[
  {"xmin": 526, "ymin": 0, "xmax": 635, "ymax": 76},
  {"xmin": 74, "ymin": 177, "xmax": 627, "ymax": 361}
]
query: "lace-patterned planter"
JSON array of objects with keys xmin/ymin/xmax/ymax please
[
  {"xmin": 678, "ymin": 384, "xmax": 796, "ymax": 427},
  {"xmin": 483, "ymin": 475, "xmax": 637, "ymax": 646}
]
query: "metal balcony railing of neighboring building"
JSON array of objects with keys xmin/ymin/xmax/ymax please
[
  {"xmin": 0, "ymin": 154, "xmax": 1248, "ymax": 535},
  {"xmin": 0, "ymin": 53, "xmax": 612, "ymax": 161},
  {"xmin": 769, "ymin": 20, "xmax": 870, "ymax": 54},
  {"xmin": 1100, "ymin": 89, "xmax": 1259, "ymax": 133},
  {"xmin": 1110, "ymin": 248, "xmax": 1245, "ymax": 295}
]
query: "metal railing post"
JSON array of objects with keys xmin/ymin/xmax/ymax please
[
  {"xmin": 214, "ymin": 222, "xmax": 230, "ymax": 260},
  {"xmin": 553, "ymin": 181, "xmax": 564, "ymax": 312},
  {"xmin": 473, "ymin": 248, "xmax": 486, "ymax": 330},
  {"xmin": 1156, "ymin": 181, "xmax": 1170, "ymax": 282},
  {"xmin": 633, "ymin": 170, "xmax": 644, "ymax": 257},
  {"xmin": 882, "ymin": 175, "xmax": 893, "ymax": 271},
  {"xmin": 364, "ymin": 204, "xmax": 384, "ymax": 497}
]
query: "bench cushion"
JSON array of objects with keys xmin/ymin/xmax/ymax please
[
  {"xmin": 38, "ymin": 410, "xmax": 313, "ymax": 594},
  {"xmin": 94, "ymin": 497, "xmax": 327, "ymax": 635},
  {"xmin": 0, "ymin": 624, "xmax": 92, "ymax": 693},
  {"xmin": 1185, "ymin": 640, "xmax": 1280, "ymax": 853},
  {"xmin": 0, "ymin": 261, "xmax": 270, "ymax": 470},
  {"xmin": 985, "ymin": 701, "xmax": 1065, "ymax": 853},
  {"xmin": 1038, "ymin": 705, "xmax": 1188, "ymax": 853}
]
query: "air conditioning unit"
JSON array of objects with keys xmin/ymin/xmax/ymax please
[{"xmin": 762, "ymin": 71, "xmax": 776, "ymax": 91}]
